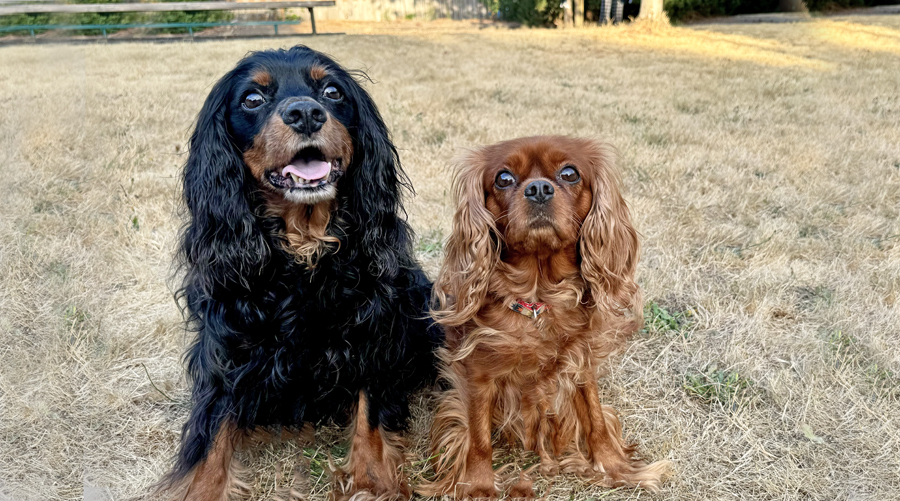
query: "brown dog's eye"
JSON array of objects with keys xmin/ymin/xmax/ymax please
[
  {"xmin": 559, "ymin": 166, "xmax": 580, "ymax": 183},
  {"xmin": 323, "ymin": 85, "xmax": 343, "ymax": 101},
  {"xmin": 242, "ymin": 93, "xmax": 265, "ymax": 110},
  {"xmin": 495, "ymin": 171, "xmax": 516, "ymax": 189}
]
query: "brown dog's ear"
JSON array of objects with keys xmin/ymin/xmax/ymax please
[
  {"xmin": 579, "ymin": 141, "xmax": 642, "ymax": 323},
  {"xmin": 433, "ymin": 149, "xmax": 501, "ymax": 328}
]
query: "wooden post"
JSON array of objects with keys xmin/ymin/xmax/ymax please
[{"xmin": 573, "ymin": 0, "xmax": 583, "ymax": 27}]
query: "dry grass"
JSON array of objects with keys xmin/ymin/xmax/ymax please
[{"xmin": 1, "ymin": 14, "xmax": 899, "ymax": 501}]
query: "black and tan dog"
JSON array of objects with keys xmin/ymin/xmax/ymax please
[{"xmin": 160, "ymin": 45, "xmax": 442, "ymax": 501}]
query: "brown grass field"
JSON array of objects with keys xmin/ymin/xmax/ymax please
[{"xmin": 1, "ymin": 14, "xmax": 900, "ymax": 501}]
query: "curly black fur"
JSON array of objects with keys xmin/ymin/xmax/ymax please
[{"xmin": 167, "ymin": 45, "xmax": 442, "ymax": 483}]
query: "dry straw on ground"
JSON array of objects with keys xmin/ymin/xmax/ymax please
[{"xmin": 1, "ymin": 14, "xmax": 899, "ymax": 501}]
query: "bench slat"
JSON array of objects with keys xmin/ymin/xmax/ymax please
[
  {"xmin": 0, "ymin": 19, "xmax": 301, "ymax": 32},
  {"xmin": 0, "ymin": 1, "xmax": 334, "ymax": 16}
]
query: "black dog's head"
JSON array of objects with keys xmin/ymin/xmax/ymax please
[
  {"xmin": 226, "ymin": 50, "xmax": 357, "ymax": 205},
  {"xmin": 181, "ymin": 46, "xmax": 412, "ymax": 289}
]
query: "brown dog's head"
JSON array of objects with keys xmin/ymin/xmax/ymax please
[{"xmin": 435, "ymin": 136, "xmax": 640, "ymax": 325}]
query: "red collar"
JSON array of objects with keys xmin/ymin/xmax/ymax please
[{"xmin": 509, "ymin": 299, "xmax": 548, "ymax": 319}]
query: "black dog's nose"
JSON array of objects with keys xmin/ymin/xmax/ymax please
[
  {"xmin": 281, "ymin": 100, "xmax": 327, "ymax": 134},
  {"xmin": 523, "ymin": 180, "xmax": 554, "ymax": 204}
]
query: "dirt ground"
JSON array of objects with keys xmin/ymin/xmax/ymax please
[{"xmin": 0, "ymin": 14, "xmax": 898, "ymax": 501}]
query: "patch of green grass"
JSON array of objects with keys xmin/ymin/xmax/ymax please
[
  {"xmin": 864, "ymin": 363, "xmax": 897, "ymax": 396},
  {"xmin": 424, "ymin": 128, "xmax": 447, "ymax": 145},
  {"xmin": 674, "ymin": 101, "xmax": 705, "ymax": 115},
  {"xmin": 490, "ymin": 89, "xmax": 512, "ymax": 104},
  {"xmin": 714, "ymin": 232, "xmax": 775, "ymax": 259},
  {"xmin": 642, "ymin": 301, "xmax": 692, "ymax": 337},
  {"xmin": 64, "ymin": 305, "xmax": 90, "ymax": 330},
  {"xmin": 47, "ymin": 261, "xmax": 69, "ymax": 281},
  {"xmin": 491, "ymin": 447, "xmax": 539, "ymax": 470},
  {"xmin": 416, "ymin": 227, "xmax": 444, "ymax": 259},
  {"xmin": 824, "ymin": 331, "xmax": 899, "ymax": 399},
  {"xmin": 825, "ymin": 330, "xmax": 857, "ymax": 364},
  {"xmin": 870, "ymin": 233, "xmax": 899, "ymax": 250},
  {"xmin": 684, "ymin": 365, "xmax": 754, "ymax": 410},
  {"xmin": 644, "ymin": 132, "xmax": 670, "ymax": 147},
  {"xmin": 33, "ymin": 199, "xmax": 58, "ymax": 213},
  {"xmin": 622, "ymin": 113, "xmax": 643, "ymax": 124},
  {"xmin": 795, "ymin": 285, "xmax": 834, "ymax": 309},
  {"xmin": 302, "ymin": 443, "xmax": 348, "ymax": 479},
  {"xmin": 799, "ymin": 225, "xmax": 826, "ymax": 239}
]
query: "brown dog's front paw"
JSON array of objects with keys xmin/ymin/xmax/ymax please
[
  {"xmin": 336, "ymin": 474, "xmax": 412, "ymax": 501},
  {"xmin": 332, "ymin": 466, "xmax": 411, "ymax": 501},
  {"xmin": 457, "ymin": 483, "xmax": 497, "ymax": 500},
  {"xmin": 456, "ymin": 459, "xmax": 498, "ymax": 499},
  {"xmin": 506, "ymin": 477, "xmax": 535, "ymax": 500},
  {"xmin": 538, "ymin": 459, "xmax": 558, "ymax": 478}
]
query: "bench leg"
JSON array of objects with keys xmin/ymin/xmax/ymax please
[{"xmin": 308, "ymin": 7, "xmax": 316, "ymax": 35}]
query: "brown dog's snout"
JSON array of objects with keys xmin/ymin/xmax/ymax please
[
  {"xmin": 281, "ymin": 98, "xmax": 327, "ymax": 135},
  {"xmin": 523, "ymin": 179, "xmax": 554, "ymax": 204}
]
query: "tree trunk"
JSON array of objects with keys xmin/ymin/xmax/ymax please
[
  {"xmin": 573, "ymin": 0, "xmax": 584, "ymax": 27},
  {"xmin": 778, "ymin": 0, "xmax": 807, "ymax": 12},
  {"xmin": 638, "ymin": 0, "xmax": 664, "ymax": 20}
]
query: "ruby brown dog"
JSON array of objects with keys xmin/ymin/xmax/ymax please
[{"xmin": 419, "ymin": 136, "xmax": 668, "ymax": 498}]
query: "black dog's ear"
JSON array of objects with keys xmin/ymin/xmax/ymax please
[
  {"xmin": 179, "ymin": 71, "xmax": 269, "ymax": 297},
  {"xmin": 343, "ymin": 74, "xmax": 414, "ymax": 279}
]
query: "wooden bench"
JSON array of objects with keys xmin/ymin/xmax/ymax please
[{"xmin": 0, "ymin": 1, "xmax": 336, "ymax": 41}]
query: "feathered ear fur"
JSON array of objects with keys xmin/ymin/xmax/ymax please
[
  {"xmin": 178, "ymin": 68, "xmax": 269, "ymax": 298},
  {"xmin": 433, "ymin": 150, "xmax": 501, "ymax": 327},
  {"xmin": 578, "ymin": 142, "xmax": 642, "ymax": 323},
  {"xmin": 340, "ymin": 70, "xmax": 414, "ymax": 280}
]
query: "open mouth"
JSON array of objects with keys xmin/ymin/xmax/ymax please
[{"xmin": 267, "ymin": 147, "xmax": 343, "ymax": 192}]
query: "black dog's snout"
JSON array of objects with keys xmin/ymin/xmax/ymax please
[
  {"xmin": 281, "ymin": 100, "xmax": 327, "ymax": 134},
  {"xmin": 524, "ymin": 180, "xmax": 554, "ymax": 204}
]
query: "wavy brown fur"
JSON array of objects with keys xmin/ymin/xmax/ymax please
[{"xmin": 421, "ymin": 136, "xmax": 669, "ymax": 499}]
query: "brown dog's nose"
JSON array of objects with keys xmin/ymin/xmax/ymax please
[
  {"xmin": 524, "ymin": 180, "xmax": 554, "ymax": 204},
  {"xmin": 282, "ymin": 100, "xmax": 327, "ymax": 135}
]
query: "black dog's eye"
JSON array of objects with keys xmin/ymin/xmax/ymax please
[
  {"xmin": 242, "ymin": 93, "xmax": 265, "ymax": 110},
  {"xmin": 495, "ymin": 170, "xmax": 516, "ymax": 189},
  {"xmin": 559, "ymin": 166, "xmax": 580, "ymax": 183},
  {"xmin": 323, "ymin": 85, "xmax": 343, "ymax": 101}
]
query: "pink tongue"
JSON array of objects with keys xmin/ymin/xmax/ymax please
[{"xmin": 282, "ymin": 160, "xmax": 330, "ymax": 181}]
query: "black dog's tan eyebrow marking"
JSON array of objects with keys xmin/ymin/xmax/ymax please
[
  {"xmin": 251, "ymin": 70, "xmax": 272, "ymax": 87},
  {"xmin": 310, "ymin": 65, "xmax": 328, "ymax": 80}
]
